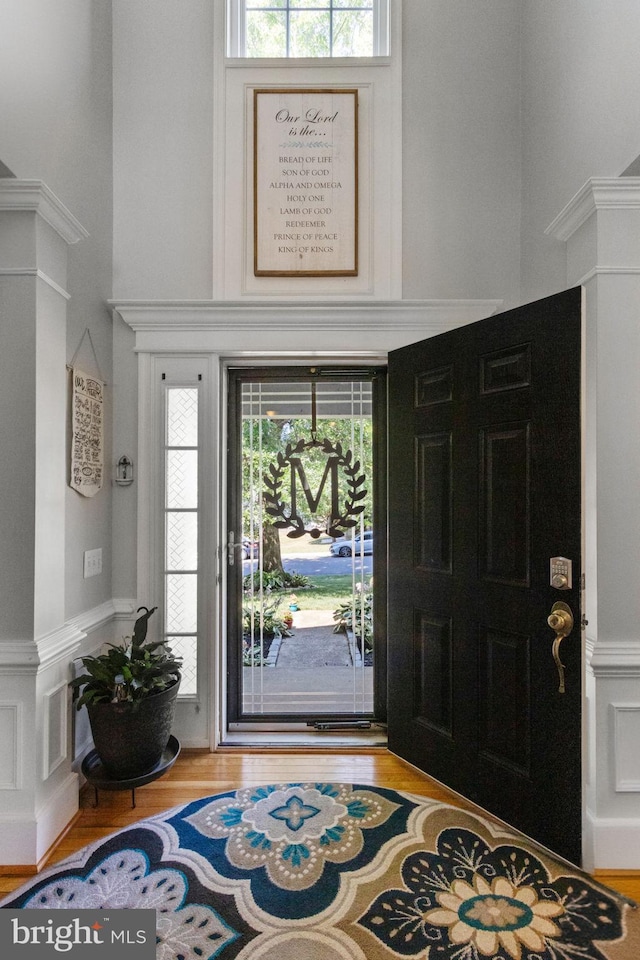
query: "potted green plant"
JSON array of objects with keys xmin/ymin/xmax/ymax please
[
  {"xmin": 70, "ymin": 606, "xmax": 182, "ymax": 781},
  {"xmin": 333, "ymin": 591, "xmax": 373, "ymax": 662}
]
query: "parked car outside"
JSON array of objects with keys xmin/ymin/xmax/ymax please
[
  {"xmin": 241, "ymin": 538, "xmax": 260, "ymax": 560},
  {"xmin": 329, "ymin": 531, "xmax": 373, "ymax": 557}
]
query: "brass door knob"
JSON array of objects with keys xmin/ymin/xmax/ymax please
[
  {"xmin": 548, "ymin": 608, "xmax": 573, "ymax": 636},
  {"xmin": 548, "ymin": 601, "xmax": 574, "ymax": 693}
]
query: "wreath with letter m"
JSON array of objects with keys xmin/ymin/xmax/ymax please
[{"xmin": 263, "ymin": 438, "xmax": 367, "ymax": 539}]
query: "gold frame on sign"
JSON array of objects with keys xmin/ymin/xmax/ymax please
[{"xmin": 253, "ymin": 88, "xmax": 358, "ymax": 277}]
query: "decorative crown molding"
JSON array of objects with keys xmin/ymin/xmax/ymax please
[
  {"xmin": 546, "ymin": 177, "xmax": 640, "ymax": 242},
  {"xmin": 0, "ymin": 180, "xmax": 89, "ymax": 245},
  {"xmin": 111, "ymin": 299, "xmax": 503, "ymax": 333}
]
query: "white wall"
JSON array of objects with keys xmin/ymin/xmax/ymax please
[
  {"xmin": 112, "ymin": 0, "xmax": 214, "ymax": 300},
  {"xmin": 112, "ymin": 0, "xmax": 522, "ymax": 307},
  {"xmin": 110, "ymin": 1, "xmax": 215, "ymax": 603},
  {"xmin": 521, "ymin": 0, "xmax": 640, "ymax": 302},
  {"xmin": 402, "ymin": 0, "xmax": 522, "ymax": 307},
  {"xmin": 0, "ymin": 0, "xmax": 114, "ymax": 620}
]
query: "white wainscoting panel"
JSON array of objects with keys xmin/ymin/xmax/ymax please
[
  {"xmin": 0, "ymin": 703, "xmax": 21, "ymax": 790},
  {"xmin": 612, "ymin": 702, "xmax": 640, "ymax": 792},
  {"xmin": 43, "ymin": 682, "xmax": 68, "ymax": 780}
]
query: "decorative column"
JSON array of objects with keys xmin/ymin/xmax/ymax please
[
  {"xmin": 548, "ymin": 178, "xmax": 640, "ymax": 868},
  {"xmin": 0, "ymin": 181, "xmax": 87, "ymax": 866}
]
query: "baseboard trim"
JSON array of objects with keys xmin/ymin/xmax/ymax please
[
  {"xmin": 35, "ymin": 772, "xmax": 80, "ymax": 866},
  {"xmin": 586, "ymin": 809, "xmax": 640, "ymax": 869},
  {"xmin": 0, "ymin": 807, "xmax": 84, "ymax": 875},
  {"xmin": 36, "ymin": 808, "xmax": 83, "ymax": 873},
  {"xmin": 0, "ymin": 776, "xmax": 79, "ymax": 869}
]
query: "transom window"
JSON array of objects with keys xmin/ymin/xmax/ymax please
[{"xmin": 227, "ymin": 0, "xmax": 389, "ymax": 58}]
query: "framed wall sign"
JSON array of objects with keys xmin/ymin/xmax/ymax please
[{"xmin": 253, "ymin": 88, "xmax": 358, "ymax": 277}]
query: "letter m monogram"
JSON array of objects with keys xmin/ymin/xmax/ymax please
[{"xmin": 289, "ymin": 456, "xmax": 339, "ymax": 522}]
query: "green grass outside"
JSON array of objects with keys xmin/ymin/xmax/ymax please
[
  {"xmin": 248, "ymin": 573, "xmax": 367, "ymax": 615},
  {"xmin": 291, "ymin": 574, "xmax": 355, "ymax": 611}
]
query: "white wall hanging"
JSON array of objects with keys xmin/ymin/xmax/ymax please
[{"xmin": 70, "ymin": 366, "xmax": 104, "ymax": 498}]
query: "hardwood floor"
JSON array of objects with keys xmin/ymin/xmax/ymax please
[{"xmin": 1, "ymin": 748, "xmax": 638, "ymax": 903}]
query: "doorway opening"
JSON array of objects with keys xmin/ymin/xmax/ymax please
[{"xmin": 226, "ymin": 367, "xmax": 387, "ymax": 731}]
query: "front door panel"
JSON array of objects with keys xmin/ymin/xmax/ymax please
[{"xmin": 388, "ymin": 288, "xmax": 582, "ymax": 864}]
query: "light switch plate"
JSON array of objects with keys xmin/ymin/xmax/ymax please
[{"xmin": 83, "ymin": 548, "xmax": 103, "ymax": 579}]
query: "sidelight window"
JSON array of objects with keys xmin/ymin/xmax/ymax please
[{"xmin": 163, "ymin": 386, "xmax": 200, "ymax": 697}]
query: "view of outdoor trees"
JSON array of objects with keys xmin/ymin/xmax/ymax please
[{"xmin": 245, "ymin": 1, "xmax": 374, "ymax": 58}]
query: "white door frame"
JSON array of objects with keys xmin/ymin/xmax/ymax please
[{"xmin": 113, "ymin": 299, "xmax": 502, "ymax": 747}]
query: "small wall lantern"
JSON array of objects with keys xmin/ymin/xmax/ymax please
[{"xmin": 115, "ymin": 455, "xmax": 134, "ymax": 486}]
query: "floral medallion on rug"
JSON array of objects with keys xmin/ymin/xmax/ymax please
[{"xmin": 2, "ymin": 783, "xmax": 637, "ymax": 959}]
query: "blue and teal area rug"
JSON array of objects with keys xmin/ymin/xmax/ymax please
[{"xmin": 2, "ymin": 782, "xmax": 637, "ymax": 959}]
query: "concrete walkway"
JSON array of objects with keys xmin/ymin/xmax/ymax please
[
  {"xmin": 275, "ymin": 609, "xmax": 352, "ymax": 668},
  {"xmin": 242, "ymin": 608, "xmax": 373, "ymax": 714}
]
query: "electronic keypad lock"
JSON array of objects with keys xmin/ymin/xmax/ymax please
[{"xmin": 550, "ymin": 556, "xmax": 572, "ymax": 590}]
